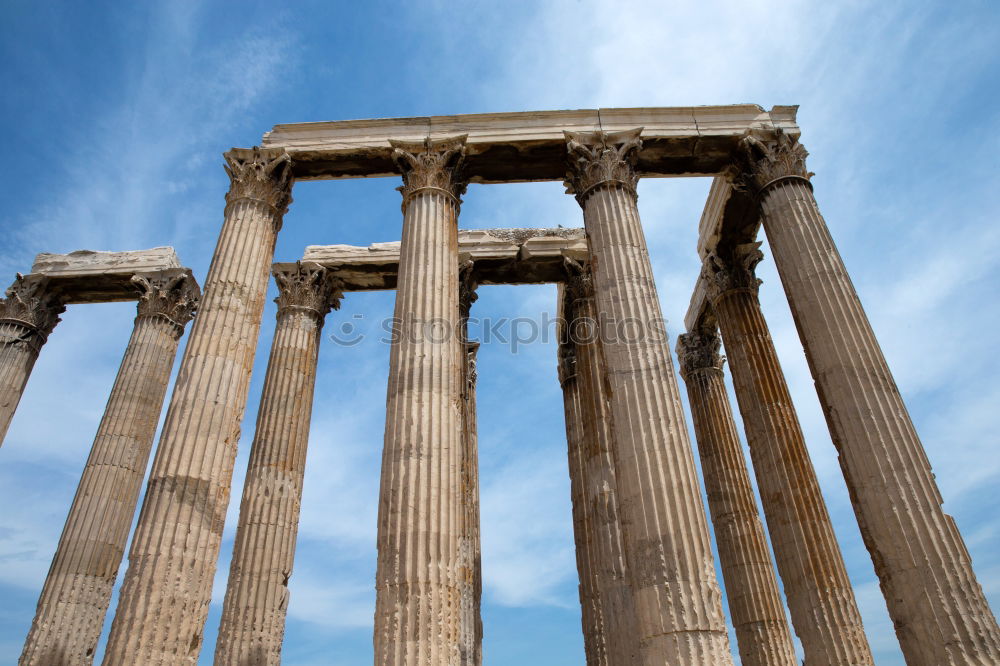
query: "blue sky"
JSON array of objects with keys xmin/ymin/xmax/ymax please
[{"xmin": 1, "ymin": 2, "xmax": 998, "ymax": 664}]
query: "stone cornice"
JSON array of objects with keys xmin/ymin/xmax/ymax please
[
  {"xmin": 132, "ymin": 271, "xmax": 200, "ymax": 334},
  {"xmin": 390, "ymin": 135, "xmax": 468, "ymax": 211},
  {"xmin": 676, "ymin": 330, "xmax": 725, "ymax": 378},
  {"xmin": 0, "ymin": 274, "xmax": 64, "ymax": 340},
  {"xmin": 731, "ymin": 128, "xmax": 813, "ymax": 195},
  {"xmin": 273, "ymin": 262, "xmax": 342, "ymax": 322},
  {"xmin": 703, "ymin": 242, "xmax": 765, "ymax": 303},
  {"xmin": 224, "ymin": 146, "xmax": 294, "ymax": 218},
  {"xmin": 564, "ymin": 128, "xmax": 643, "ymax": 206}
]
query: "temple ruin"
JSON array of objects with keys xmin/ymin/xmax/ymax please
[{"xmin": 4, "ymin": 106, "xmax": 999, "ymax": 665}]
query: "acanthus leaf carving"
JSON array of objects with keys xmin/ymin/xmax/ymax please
[
  {"xmin": 730, "ymin": 128, "xmax": 813, "ymax": 194},
  {"xmin": 132, "ymin": 271, "xmax": 200, "ymax": 333},
  {"xmin": 0, "ymin": 274, "xmax": 64, "ymax": 339},
  {"xmin": 224, "ymin": 146, "xmax": 295, "ymax": 218},
  {"xmin": 702, "ymin": 242, "xmax": 765, "ymax": 302},
  {"xmin": 273, "ymin": 261, "xmax": 343, "ymax": 322},
  {"xmin": 564, "ymin": 128, "xmax": 643, "ymax": 206},
  {"xmin": 676, "ymin": 330, "xmax": 725, "ymax": 377},
  {"xmin": 390, "ymin": 135, "xmax": 468, "ymax": 209},
  {"xmin": 459, "ymin": 260, "xmax": 478, "ymax": 323}
]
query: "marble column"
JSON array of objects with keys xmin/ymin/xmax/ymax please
[
  {"xmin": 676, "ymin": 329, "xmax": 797, "ymax": 666},
  {"xmin": 103, "ymin": 147, "xmax": 293, "ymax": 664},
  {"xmin": 374, "ymin": 136, "xmax": 467, "ymax": 665},
  {"xmin": 0, "ymin": 274, "xmax": 64, "ymax": 446},
  {"xmin": 20, "ymin": 271, "xmax": 198, "ymax": 666},
  {"xmin": 564, "ymin": 129, "xmax": 731, "ymax": 664},
  {"xmin": 704, "ymin": 243, "xmax": 873, "ymax": 664},
  {"xmin": 735, "ymin": 130, "xmax": 1000, "ymax": 665},
  {"xmin": 457, "ymin": 263, "xmax": 482, "ymax": 666},
  {"xmin": 562, "ymin": 264, "xmax": 639, "ymax": 665},
  {"xmin": 214, "ymin": 262, "xmax": 341, "ymax": 665},
  {"xmin": 558, "ymin": 325, "xmax": 607, "ymax": 666}
]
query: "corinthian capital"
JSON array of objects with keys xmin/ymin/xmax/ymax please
[
  {"xmin": 731, "ymin": 129, "xmax": 813, "ymax": 194},
  {"xmin": 459, "ymin": 260, "xmax": 478, "ymax": 322},
  {"xmin": 273, "ymin": 262, "xmax": 343, "ymax": 321},
  {"xmin": 390, "ymin": 135, "xmax": 468, "ymax": 209},
  {"xmin": 702, "ymin": 242, "xmax": 765, "ymax": 302},
  {"xmin": 563, "ymin": 128, "xmax": 643, "ymax": 206},
  {"xmin": 676, "ymin": 330, "xmax": 724, "ymax": 378},
  {"xmin": 132, "ymin": 271, "xmax": 200, "ymax": 332},
  {"xmin": 224, "ymin": 146, "xmax": 294, "ymax": 216},
  {"xmin": 0, "ymin": 274, "xmax": 64, "ymax": 339}
]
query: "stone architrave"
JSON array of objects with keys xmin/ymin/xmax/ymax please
[
  {"xmin": 734, "ymin": 130, "xmax": 1000, "ymax": 665},
  {"xmin": 458, "ymin": 262, "xmax": 483, "ymax": 666},
  {"xmin": 374, "ymin": 136, "xmax": 467, "ymax": 664},
  {"xmin": 557, "ymin": 329, "xmax": 607, "ymax": 666},
  {"xmin": 0, "ymin": 274, "xmax": 64, "ymax": 446},
  {"xmin": 564, "ymin": 129, "xmax": 732, "ymax": 664},
  {"xmin": 103, "ymin": 147, "xmax": 294, "ymax": 664},
  {"xmin": 214, "ymin": 262, "xmax": 341, "ymax": 665},
  {"xmin": 20, "ymin": 271, "xmax": 199, "ymax": 666},
  {"xmin": 562, "ymin": 263, "xmax": 639, "ymax": 665},
  {"xmin": 703, "ymin": 243, "xmax": 873, "ymax": 664},
  {"xmin": 676, "ymin": 330, "xmax": 797, "ymax": 666}
]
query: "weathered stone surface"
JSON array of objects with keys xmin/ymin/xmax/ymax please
[
  {"xmin": 102, "ymin": 146, "xmax": 293, "ymax": 664},
  {"xmin": 703, "ymin": 244, "xmax": 873, "ymax": 664},
  {"xmin": 565, "ymin": 129, "xmax": 732, "ymax": 664},
  {"xmin": 560, "ymin": 266, "xmax": 640, "ymax": 665},
  {"xmin": 740, "ymin": 130, "xmax": 1000, "ymax": 665},
  {"xmin": 677, "ymin": 330, "xmax": 797, "ymax": 666},
  {"xmin": 215, "ymin": 262, "xmax": 340, "ymax": 665},
  {"xmin": 30, "ymin": 247, "xmax": 183, "ymax": 304},
  {"xmin": 20, "ymin": 273, "xmax": 198, "ymax": 666},
  {"xmin": 261, "ymin": 105, "xmax": 800, "ymax": 181},
  {"xmin": 298, "ymin": 228, "xmax": 588, "ymax": 291},
  {"xmin": 374, "ymin": 136, "xmax": 467, "ymax": 664}
]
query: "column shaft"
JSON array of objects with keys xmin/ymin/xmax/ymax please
[
  {"xmin": 564, "ymin": 269, "xmax": 639, "ymax": 665},
  {"xmin": 215, "ymin": 264, "xmax": 338, "ymax": 665},
  {"xmin": 374, "ymin": 137, "xmax": 467, "ymax": 665},
  {"xmin": 565, "ymin": 129, "xmax": 731, "ymax": 664},
  {"xmin": 0, "ymin": 275, "xmax": 63, "ymax": 446},
  {"xmin": 706, "ymin": 244, "xmax": 873, "ymax": 664},
  {"xmin": 20, "ymin": 273, "xmax": 197, "ymax": 665},
  {"xmin": 742, "ymin": 130, "xmax": 1000, "ymax": 664},
  {"xmin": 677, "ymin": 331, "xmax": 797, "ymax": 666},
  {"xmin": 102, "ymin": 147, "xmax": 293, "ymax": 664},
  {"xmin": 558, "ymin": 333, "xmax": 608, "ymax": 666}
]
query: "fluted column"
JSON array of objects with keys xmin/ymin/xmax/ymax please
[
  {"xmin": 676, "ymin": 330, "xmax": 797, "ymax": 666},
  {"xmin": 20, "ymin": 271, "xmax": 198, "ymax": 666},
  {"xmin": 734, "ymin": 130, "xmax": 1000, "ymax": 665},
  {"xmin": 375, "ymin": 136, "xmax": 467, "ymax": 665},
  {"xmin": 557, "ymin": 327, "xmax": 607, "ymax": 666},
  {"xmin": 704, "ymin": 243, "xmax": 872, "ymax": 664},
  {"xmin": 0, "ymin": 274, "xmax": 64, "ymax": 446},
  {"xmin": 562, "ymin": 264, "xmax": 639, "ymax": 665},
  {"xmin": 214, "ymin": 262, "xmax": 341, "ymax": 665},
  {"xmin": 457, "ymin": 264, "xmax": 482, "ymax": 666},
  {"xmin": 564, "ymin": 129, "xmax": 731, "ymax": 664},
  {"xmin": 103, "ymin": 147, "xmax": 293, "ymax": 664}
]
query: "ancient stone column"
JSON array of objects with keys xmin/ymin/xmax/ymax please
[
  {"xmin": 734, "ymin": 130, "xmax": 1000, "ymax": 665},
  {"xmin": 214, "ymin": 262, "xmax": 341, "ymax": 665},
  {"xmin": 20, "ymin": 271, "xmax": 198, "ymax": 666},
  {"xmin": 564, "ymin": 129, "xmax": 731, "ymax": 664},
  {"xmin": 562, "ymin": 264, "xmax": 639, "ymax": 665},
  {"xmin": 676, "ymin": 329, "xmax": 797, "ymax": 666},
  {"xmin": 374, "ymin": 136, "xmax": 467, "ymax": 665},
  {"xmin": 704, "ymin": 243, "xmax": 872, "ymax": 664},
  {"xmin": 103, "ymin": 147, "xmax": 293, "ymax": 664},
  {"xmin": 457, "ymin": 264, "xmax": 482, "ymax": 666},
  {"xmin": 557, "ymin": 328, "xmax": 607, "ymax": 666},
  {"xmin": 0, "ymin": 274, "xmax": 64, "ymax": 446}
]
